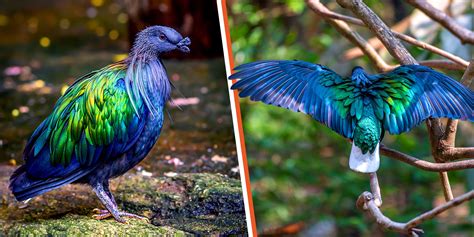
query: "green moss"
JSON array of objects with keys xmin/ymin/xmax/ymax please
[
  {"xmin": 117, "ymin": 173, "xmax": 247, "ymax": 235},
  {"xmin": 176, "ymin": 173, "xmax": 244, "ymax": 216},
  {"xmin": 4, "ymin": 214, "xmax": 189, "ymax": 236},
  {"xmin": 156, "ymin": 214, "xmax": 247, "ymax": 235}
]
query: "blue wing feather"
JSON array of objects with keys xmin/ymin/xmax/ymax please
[
  {"xmin": 230, "ymin": 60, "xmax": 355, "ymax": 138},
  {"xmin": 381, "ymin": 65, "xmax": 473, "ymax": 134}
]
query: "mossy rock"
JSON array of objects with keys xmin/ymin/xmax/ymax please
[
  {"xmin": 117, "ymin": 173, "xmax": 247, "ymax": 235},
  {"xmin": 0, "ymin": 166, "xmax": 246, "ymax": 236},
  {"xmin": 3, "ymin": 214, "xmax": 189, "ymax": 236}
]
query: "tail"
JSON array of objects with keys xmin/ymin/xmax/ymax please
[
  {"xmin": 349, "ymin": 143, "xmax": 380, "ymax": 173},
  {"xmin": 9, "ymin": 165, "xmax": 87, "ymax": 201}
]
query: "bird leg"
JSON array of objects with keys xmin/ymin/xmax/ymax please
[
  {"xmin": 103, "ymin": 181, "xmax": 118, "ymax": 209},
  {"xmin": 92, "ymin": 181, "xmax": 149, "ymax": 223}
]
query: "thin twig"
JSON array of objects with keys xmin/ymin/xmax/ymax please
[
  {"xmin": 404, "ymin": 190, "xmax": 474, "ymax": 229},
  {"xmin": 418, "ymin": 60, "xmax": 467, "ymax": 71},
  {"xmin": 306, "ymin": 0, "xmax": 363, "ymax": 25},
  {"xmin": 344, "ymin": 16, "xmax": 412, "ymax": 60},
  {"xmin": 380, "ymin": 145, "xmax": 474, "ymax": 172},
  {"xmin": 309, "ymin": 4, "xmax": 465, "ymax": 71},
  {"xmin": 307, "ymin": 0, "xmax": 394, "ymax": 72},
  {"xmin": 336, "ymin": 0, "xmax": 416, "ymax": 64},
  {"xmin": 393, "ymin": 32, "xmax": 468, "ymax": 68},
  {"xmin": 406, "ymin": 0, "xmax": 474, "ymax": 44},
  {"xmin": 306, "ymin": 0, "xmax": 469, "ymax": 68},
  {"xmin": 438, "ymin": 172, "xmax": 454, "ymax": 201},
  {"xmin": 327, "ymin": 19, "xmax": 394, "ymax": 72}
]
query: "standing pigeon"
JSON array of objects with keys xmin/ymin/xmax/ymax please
[
  {"xmin": 10, "ymin": 25, "xmax": 191, "ymax": 222},
  {"xmin": 230, "ymin": 60, "xmax": 473, "ymax": 173}
]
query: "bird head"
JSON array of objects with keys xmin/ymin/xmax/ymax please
[
  {"xmin": 351, "ymin": 66, "xmax": 365, "ymax": 75},
  {"xmin": 351, "ymin": 66, "xmax": 372, "ymax": 86},
  {"xmin": 132, "ymin": 25, "xmax": 191, "ymax": 56}
]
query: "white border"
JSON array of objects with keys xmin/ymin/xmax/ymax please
[{"xmin": 217, "ymin": 1, "xmax": 253, "ymax": 235}]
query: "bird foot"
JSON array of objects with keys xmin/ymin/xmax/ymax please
[{"xmin": 92, "ymin": 208, "xmax": 149, "ymax": 223}]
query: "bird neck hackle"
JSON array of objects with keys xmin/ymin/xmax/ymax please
[{"xmin": 125, "ymin": 53, "xmax": 171, "ymax": 118}]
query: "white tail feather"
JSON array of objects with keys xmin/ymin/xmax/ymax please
[{"xmin": 349, "ymin": 143, "xmax": 380, "ymax": 173}]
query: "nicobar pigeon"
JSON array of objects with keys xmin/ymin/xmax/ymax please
[
  {"xmin": 229, "ymin": 60, "xmax": 473, "ymax": 173},
  {"xmin": 9, "ymin": 26, "xmax": 191, "ymax": 223}
]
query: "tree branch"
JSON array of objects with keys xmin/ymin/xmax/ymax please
[
  {"xmin": 357, "ymin": 190, "xmax": 474, "ymax": 235},
  {"xmin": 306, "ymin": 0, "xmax": 469, "ymax": 68},
  {"xmin": 437, "ymin": 172, "xmax": 454, "ymax": 201},
  {"xmin": 369, "ymin": 172, "xmax": 382, "ymax": 206},
  {"xmin": 441, "ymin": 147, "xmax": 474, "ymax": 161},
  {"xmin": 327, "ymin": 19, "xmax": 394, "ymax": 72},
  {"xmin": 418, "ymin": 60, "xmax": 467, "ymax": 71},
  {"xmin": 336, "ymin": 0, "xmax": 416, "ymax": 64},
  {"xmin": 344, "ymin": 16, "xmax": 412, "ymax": 60},
  {"xmin": 406, "ymin": 0, "xmax": 474, "ymax": 44},
  {"xmin": 306, "ymin": 0, "xmax": 363, "ymax": 25},
  {"xmin": 380, "ymin": 144, "xmax": 474, "ymax": 171},
  {"xmin": 306, "ymin": 0, "xmax": 394, "ymax": 72},
  {"xmin": 311, "ymin": 8, "xmax": 466, "ymax": 71},
  {"xmin": 459, "ymin": 59, "xmax": 474, "ymax": 87},
  {"xmin": 356, "ymin": 192, "xmax": 423, "ymax": 236},
  {"xmin": 393, "ymin": 32, "xmax": 469, "ymax": 68},
  {"xmin": 426, "ymin": 118, "xmax": 454, "ymax": 201},
  {"xmin": 404, "ymin": 190, "xmax": 474, "ymax": 229},
  {"xmin": 442, "ymin": 118, "xmax": 458, "ymax": 146}
]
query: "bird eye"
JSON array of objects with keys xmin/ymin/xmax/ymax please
[{"xmin": 159, "ymin": 33, "xmax": 167, "ymax": 41}]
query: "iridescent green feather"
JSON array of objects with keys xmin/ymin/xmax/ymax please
[
  {"xmin": 372, "ymin": 69, "xmax": 417, "ymax": 119},
  {"xmin": 35, "ymin": 63, "xmax": 143, "ymax": 166},
  {"xmin": 319, "ymin": 72, "xmax": 355, "ymax": 117}
]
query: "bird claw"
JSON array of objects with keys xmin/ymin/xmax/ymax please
[
  {"xmin": 119, "ymin": 212, "xmax": 150, "ymax": 223},
  {"xmin": 92, "ymin": 213, "xmax": 113, "ymax": 220},
  {"xmin": 91, "ymin": 208, "xmax": 148, "ymax": 223},
  {"xmin": 92, "ymin": 208, "xmax": 109, "ymax": 214}
]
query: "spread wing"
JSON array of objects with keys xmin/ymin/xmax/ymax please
[
  {"xmin": 370, "ymin": 65, "xmax": 473, "ymax": 134},
  {"xmin": 230, "ymin": 60, "xmax": 357, "ymax": 138},
  {"xmin": 23, "ymin": 64, "xmax": 146, "ymax": 179}
]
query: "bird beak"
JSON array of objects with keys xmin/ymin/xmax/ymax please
[{"xmin": 177, "ymin": 37, "xmax": 191, "ymax": 53}]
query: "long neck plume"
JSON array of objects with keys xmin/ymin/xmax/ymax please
[{"xmin": 125, "ymin": 52, "xmax": 171, "ymax": 117}]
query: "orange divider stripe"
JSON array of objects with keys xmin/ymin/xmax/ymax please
[{"xmin": 221, "ymin": 0, "xmax": 257, "ymax": 236}]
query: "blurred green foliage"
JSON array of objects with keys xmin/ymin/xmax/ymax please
[{"xmin": 229, "ymin": 0, "xmax": 473, "ymax": 235}]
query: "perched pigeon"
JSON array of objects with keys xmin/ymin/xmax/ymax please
[
  {"xmin": 10, "ymin": 25, "xmax": 191, "ymax": 222},
  {"xmin": 230, "ymin": 60, "xmax": 473, "ymax": 173}
]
